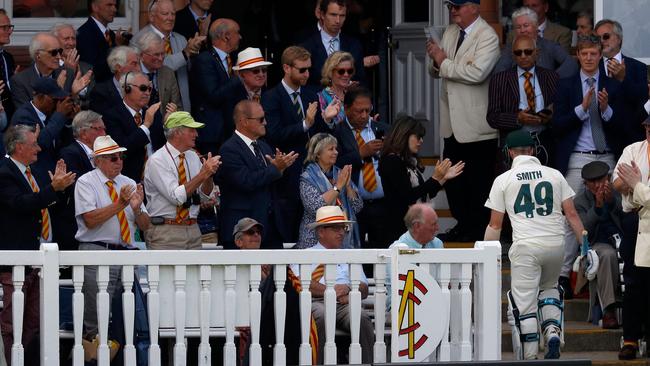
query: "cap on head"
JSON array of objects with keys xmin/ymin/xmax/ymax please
[
  {"xmin": 581, "ymin": 161, "xmax": 609, "ymax": 181},
  {"xmin": 32, "ymin": 77, "xmax": 69, "ymax": 98},
  {"xmin": 93, "ymin": 135, "xmax": 127, "ymax": 156},
  {"xmin": 505, "ymin": 129, "xmax": 535, "ymax": 149},
  {"xmin": 308, "ymin": 205, "xmax": 355, "ymax": 229},
  {"xmin": 164, "ymin": 111, "xmax": 205, "ymax": 129},
  {"xmin": 232, "ymin": 217, "xmax": 263, "ymax": 236},
  {"xmin": 231, "ymin": 47, "xmax": 273, "ymax": 71}
]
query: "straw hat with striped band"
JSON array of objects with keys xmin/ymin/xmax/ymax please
[
  {"xmin": 231, "ymin": 47, "xmax": 273, "ymax": 71},
  {"xmin": 93, "ymin": 135, "xmax": 127, "ymax": 156},
  {"xmin": 308, "ymin": 205, "xmax": 355, "ymax": 229}
]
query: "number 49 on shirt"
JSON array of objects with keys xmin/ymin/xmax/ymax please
[{"xmin": 513, "ymin": 181, "xmax": 554, "ymax": 218}]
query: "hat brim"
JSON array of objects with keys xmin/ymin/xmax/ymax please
[
  {"xmin": 181, "ymin": 121, "xmax": 205, "ymax": 129},
  {"xmin": 233, "ymin": 222, "xmax": 264, "ymax": 236},
  {"xmin": 94, "ymin": 146, "xmax": 127, "ymax": 156},
  {"xmin": 308, "ymin": 219, "xmax": 355, "ymax": 229},
  {"xmin": 49, "ymin": 90, "xmax": 69, "ymax": 99},
  {"xmin": 232, "ymin": 61, "xmax": 273, "ymax": 71}
]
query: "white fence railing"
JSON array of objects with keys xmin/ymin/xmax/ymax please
[{"xmin": 0, "ymin": 242, "xmax": 501, "ymax": 365}]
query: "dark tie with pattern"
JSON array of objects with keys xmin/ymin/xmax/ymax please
[
  {"xmin": 586, "ymin": 77, "xmax": 607, "ymax": 152},
  {"xmin": 147, "ymin": 72, "xmax": 160, "ymax": 105},
  {"xmin": 455, "ymin": 29, "xmax": 466, "ymax": 54},
  {"xmin": 291, "ymin": 91, "xmax": 304, "ymax": 120},
  {"xmin": 251, "ymin": 141, "xmax": 267, "ymax": 166}
]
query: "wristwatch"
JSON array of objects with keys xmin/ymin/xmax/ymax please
[{"xmin": 333, "ymin": 186, "xmax": 340, "ymax": 193}]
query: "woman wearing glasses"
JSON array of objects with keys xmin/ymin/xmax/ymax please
[
  {"xmin": 297, "ymin": 133, "xmax": 363, "ymax": 249},
  {"xmin": 318, "ymin": 51, "xmax": 358, "ymax": 126}
]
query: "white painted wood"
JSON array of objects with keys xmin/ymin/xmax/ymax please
[
  {"xmin": 348, "ymin": 264, "xmax": 362, "ymax": 364},
  {"xmin": 372, "ymin": 263, "xmax": 387, "ymax": 363},
  {"xmin": 459, "ymin": 263, "xmax": 473, "ymax": 360},
  {"xmin": 248, "ymin": 265, "xmax": 262, "ymax": 366},
  {"xmin": 273, "ymin": 265, "xmax": 287, "ymax": 366},
  {"xmin": 121, "ymin": 266, "xmax": 136, "ymax": 365},
  {"xmin": 148, "ymin": 265, "xmax": 161, "ymax": 366},
  {"xmin": 11, "ymin": 266, "xmax": 25, "ymax": 366},
  {"xmin": 40, "ymin": 243, "xmax": 60, "ymax": 366},
  {"xmin": 72, "ymin": 266, "xmax": 84, "ymax": 366},
  {"xmin": 198, "ymin": 265, "xmax": 212, "ymax": 366},
  {"xmin": 223, "ymin": 265, "xmax": 237, "ymax": 366},
  {"xmin": 473, "ymin": 241, "xmax": 502, "ymax": 360},
  {"xmin": 449, "ymin": 264, "xmax": 462, "ymax": 360},
  {"xmin": 96, "ymin": 265, "xmax": 110, "ymax": 366},
  {"xmin": 437, "ymin": 263, "xmax": 451, "ymax": 361},
  {"xmin": 298, "ymin": 264, "xmax": 313, "ymax": 365},
  {"xmin": 174, "ymin": 265, "xmax": 187, "ymax": 365},
  {"xmin": 323, "ymin": 264, "xmax": 337, "ymax": 365}
]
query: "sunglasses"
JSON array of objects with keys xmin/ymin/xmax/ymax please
[
  {"xmin": 104, "ymin": 153, "xmax": 126, "ymax": 162},
  {"xmin": 599, "ymin": 33, "xmax": 611, "ymax": 41},
  {"xmin": 291, "ymin": 65, "xmax": 310, "ymax": 74},
  {"xmin": 243, "ymin": 228, "xmax": 262, "ymax": 235},
  {"xmin": 248, "ymin": 68, "xmax": 268, "ymax": 75},
  {"xmin": 513, "ymin": 49, "xmax": 534, "ymax": 57},
  {"xmin": 335, "ymin": 67, "xmax": 354, "ymax": 76},
  {"xmin": 129, "ymin": 84, "xmax": 153, "ymax": 92},
  {"xmin": 41, "ymin": 48, "xmax": 64, "ymax": 57}
]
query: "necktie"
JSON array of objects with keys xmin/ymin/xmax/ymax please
[
  {"xmin": 104, "ymin": 30, "xmax": 112, "ymax": 47},
  {"xmin": 134, "ymin": 112, "xmax": 142, "ymax": 126},
  {"xmin": 291, "ymin": 91, "xmax": 304, "ymax": 120},
  {"xmin": 147, "ymin": 72, "xmax": 160, "ymax": 105},
  {"xmin": 251, "ymin": 141, "xmax": 267, "ymax": 167},
  {"xmin": 327, "ymin": 37, "xmax": 338, "ymax": 55},
  {"xmin": 287, "ymin": 267, "xmax": 319, "ymax": 364},
  {"xmin": 523, "ymin": 71, "xmax": 536, "ymax": 112},
  {"xmin": 226, "ymin": 55, "xmax": 233, "ymax": 77},
  {"xmin": 197, "ymin": 17, "xmax": 206, "ymax": 31},
  {"xmin": 25, "ymin": 167, "xmax": 50, "ymax": 241},
  {"xmin": 164, "ymin": 35, "xmax": 172, "ymax": 55},
  {"xmin": 586, "ymin": 77, "xmax": 607, "ymax": 152},
  {"xmin": 176, "ymin": 153, "xmax": 190, "ymax": 223},
  {"xmin": 106, "ymin": 180, "xmax": 131, "ymax": 244},
  {"xmin": 605, "ymin": 57, "xmax": 614, "ymax": 77},
  {"xmin": 251, "ymin": 93, "xmax": 261, "ymax": 103},
  {"xmin": 455, "ymin": 29, "xmax": 466, "ymax": 54},
  {"xmin": 355, "ymin": 129, "xmax": 377, "ymax": 192}
]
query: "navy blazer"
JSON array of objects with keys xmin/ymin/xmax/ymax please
[
  {"xmin": 0, "ymin": 157, "xmax": 59, "ymax": 251},
  {"xmin": 88, "ymin": 78, "xmax": 123, "ymax": 116},
  {"xmin": 216, "ymin": 134, "xmax": 283, "ymax": 249},
  {"xmin": 190, "ymin": 48, "xmax": 242, "ymax": 154},
  {"xmin": 1, "ymin": 50, "xmax": 16, "ymax": 119},
  {"xmin": 300, "ymin": 31, "xmax": 365, "ymax": 90},
  {"xmin": 173, "ymin": 5, "xmax": 201, "ymax": 44},
  {"xmin": 334, "ymin": 119, "xmax": 389, "ymax": 184},
  {"xmin": 552, "ymin": 72, "xmax": 623, "ymax": 174},
  {"xmin": 10, "ymin": 66, "xmax": 75, "ymax": 110},
  {"xmin": 102, "ymin": 103, "xmax": 165, "ymax": 182},
  {"xmin": 599, "ymin": 56, "xmax": 649, "ymax": 146},
  {"xmin": 76, "ymin": 17, "xmax": 115, "ymax": 82}
]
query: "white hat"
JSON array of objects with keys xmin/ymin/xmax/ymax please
[
  {"xmin": 308, "ymin": 206, "xmax": 354, "ymax": 229},
  {"xmin": 232, "ymin": 47, "xmax": 273, "ymax": 71},
  {"xmin": 93, "ymin": 135, "xmax": 127, "ymax": 156}
]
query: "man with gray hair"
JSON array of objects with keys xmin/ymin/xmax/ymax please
[
  {"xmin": 88, "ymin": 45, "xmax": 141, "ymax": 116},
  {"xmin": 51, "ymin": 23, "xmax": 95, "ymax": 105},
  {"xmin": 144, "ymin": 111, "xmax": 221, "ymax": 249},
  {"xmin": 130, "ymin": 30, "xmax": 182, "ymax": 111},
  {"xmin": 494, "ymin": 6, "xmax": 577, "ymax": 78}
]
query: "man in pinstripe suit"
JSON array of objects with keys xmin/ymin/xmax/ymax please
[{"xmin": 487, "ymin": 34, "xmax": 559, "ymax": 168}]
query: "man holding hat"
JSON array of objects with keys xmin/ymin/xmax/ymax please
[
  {"xmin": 574, "ymin": 160, "xmax": 623, "ymax": 329},
  {"xmin": 484, "ymin": 129, "xmax": 585, "ymax": 359},
  {"xmin": 291, "ymin": 205, "xmax": 374, "ymax": 364},
  {"xmin": 144, "ymin": 111, "xmax": 221, "ymax": 250},
  {"xmin": 74, "ymin": 134, "xmax": 149, "ymax": 359}
]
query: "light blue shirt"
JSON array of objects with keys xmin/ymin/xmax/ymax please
[
  {"xmin": 517, "ymin": 66, "xmax": 546, "ymax": 134},
  {"xmin": 573, "ymin": 70, "xmax": 613, "ymax": 152},
  {"xmin": 188, "ymin": 5, "xmax": 208, "ymax": 26},
  {"xmin": 280, "ymin": 79, "xmax": 308, "ymax": 131},
  {"xmin": 345, "ymin": 118, "xmax": 384, "ymax": 200},
  {"xmin": 213, "ymin": 46, "xmax": 230, "ymax": 75},
  {"xmin": 320, "ymin": 29, "xmax": 340, "ymax": 54}
]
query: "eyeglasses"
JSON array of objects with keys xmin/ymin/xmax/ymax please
[
  {"xmin": 40, "ymin": 48, "xmax": 64, "ymax": 57},
  {"xmin": 599, "ymin": 33, "xmax": 611, "ymax": 41},
  {"xmin": 143, "ymin": 51, "xmax": 165, "ymax": 59},
  {"xmin": 446, "ymin": 3, "xmax": 467, "ymax": 11},
  {"xmin": 335, "ymin": 67, "xmax": 355, "ymax": 76},
  {"xmin": 103, "ymin": 153, "xmax": 126, "ymax": 162},
  {"xmin": 291, "ymin": 65, "xmax": 310, "ymax": 74},
  {"xmin": 323, "ymin": 225, "xmax": 349, "ymax": 233},
  {"xmin": 246, "ymin": 116, "xmax": 265, "ymax": 123},
  {"xmin": 243, "ymin": 228, "xmax": 262, "ymax": 235},
  {"xmin": 248, "ymin": 68, "xmax": 268, "ymax": 75},
  {"xmin": 0, "ymin": 24, "xmax": 14, "ymax": 31},
  {"xmin": 129, "ymin": 84, "xmax": 153, "ymax": 92},
  {"xmin": 513, "ymin": 49, "xmax": 534, "ymax": 57}
]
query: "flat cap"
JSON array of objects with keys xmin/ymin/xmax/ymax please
[{"xmin": 581, "ymin": 161, "xmax": 609, "ymax": 180}]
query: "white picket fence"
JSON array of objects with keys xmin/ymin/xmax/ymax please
[{"xmin": 0, "ymin": 242, "xmax": 501, "ymax": 365}]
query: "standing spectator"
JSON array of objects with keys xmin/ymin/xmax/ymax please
[
  {"xmin": 575, "ymin": 12, "xmax": 593, "ymax": 37},
  {"xmin": 136, "ymin": 0, "xmax": 205, "ymax": 111},
  {"xmin": 0, "ymin": 125, "xmax": 75, "ymax": 365},
  {"xmin": 131, "ymin": 30, "xmax": 183, "ymax": 112},
  {"xmin": 174, "ymin": 0, "xmax": 213, "ymax": 42},
  {"xmin": 76, "ymin": 0, "xmax": 123, "ymax": 82},
  {"xmin": 216, "ymin": 100, "xmax": 298, "ymax": 249},
  {"xmin": 0, "ymin": 9, "xmax": 16, "ymax": 119},
  {"xmin": 88, "ymin": 46, "xmax": 141, "ymax": 116},
  {"xmin": 298, "ymin": 133, "xmax": 362, "ymax": 249},
  {"xmin": 50, "ymin": 23, "xmax": 95, "ymax": 105},
  {"xmin": 523, "ymin": 0, "xmax": 572, "ymax": 53},
  {"xmin": 379, "ymin": 115, "xmax": 463, "ymax": 243},
  {"xmin": 317, "ymin": 51, "xmax": 355, "ymax": 127},
  {"xmin": 426, "ymin": 0, "xmax": 500, "ymax": 241},
  {"xmin": 191, "ymin": 18, "xmax": 242, "ymax": 155},
  {"xmin": 144, "ymin": 111, "xmax": 221, "ymax": 250}
]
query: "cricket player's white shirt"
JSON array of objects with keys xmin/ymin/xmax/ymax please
[{"xmin": 485, "ymin": 155, "xmax": 575, "ymax": 242}]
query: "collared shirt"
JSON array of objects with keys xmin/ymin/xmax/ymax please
[
  {"xmin": 213, "ymin": 46, "xmax": 230, "ymax": 75},
  {"xmin": 320, "ymin": 29, "xmax": 340, "ymax": 54},
  {"xmin": 538, "ymin": 20, "xmax": 547, "ymax": 37},
  {"xmin": 30, "ymin": 102, "xmax": 47, "ymax": 127},
  {"xmin": 281, "ymin": 79, "xmax": 308, "ymax": 131},
  {"xmin": 10, "ymin": 157, "xmax": 53, "ymax": 242},
  {"xmin": 76, "ymin": 139, "xmax": 95, "ymax": 168},
  {"xmin": 140, "ymin": 62, "xmax": 158, "ymax": 90},
  {"xmin": 602, "ymin": 51, "xmax": 622, "ymax": 78},
  {"xmin": 91, "ymin": 16, "xmax": 109, "ymax": 36},
  {"xmin": 574, "ymin": 70, "xmax": 613, "ymax": 152},
  {"xmin": 345, "ymin": 118, "xmax": 385, "ymax": 200},
  {"xmin": 290, "ymin": 242, "xmax": 368, "ymax": 286},
  {"xmin": 461, "ymin": 16, "xmax": 480, "ymax": 35},
  {"xmin": 188, "ymin": 5, "xmax": 208, "ymax": 25},
  {"xmin": 75, "ymin": 169, "xmax": 145, "ymax": 246},
  {"xmin": 123, "ymin": 101, "xmax": 153, "ymax": 156},
  {"xmin": 517, "ymin": 66, "xmax": 545, "ymax": 134},
  {"xmin": 235, "ymin": 129, "xmax": 257, "ymax": 156},
  {"xmin": 144, "ymin": 142, "xmax": 204, "ymax": 219},
  {"xmin": 112, "ymin": 77, "xmax": 124, "ymax": 98},
  {"xmin": 33, "ymin": 64, "xmax": 53, "ymax": 79}
]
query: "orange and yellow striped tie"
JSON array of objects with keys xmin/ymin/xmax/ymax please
[
  {"xmin": 226, "ymin": 55, "xmax": 233, "ymax": 77},
  {"xmin": 106, "ymin": 180, "xmax": 131, "ymax": 244},
  {"xmin": 288, "ymin": 267, "xmax": 319, "ymax": 364},
  {"xmin": 25, "ymin": 167, "xmax": 50, "ymax": 240},
  {"xmin": 164, "ymin": 35, "xmax": 173, "ymax": 55},
  {"xmin": 176, "ymin": 153, "xmax": 190, "ymax": 223},
  {"xmin": 355, "ymin": 129, "xmax": 377, "ymax": 192},
  {"xmin": 523, "ymin": 71, "xmax": 536, "ymax": 112}
]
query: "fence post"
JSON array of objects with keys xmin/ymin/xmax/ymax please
[
  {"xmin": 473, "ymin": 241, "xmax": 501, "ymax": 360},
  {"xmin": 40, "ymin": 243, "xmax": 60, "ymax": 366}
]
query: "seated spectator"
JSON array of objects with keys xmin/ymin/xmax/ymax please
[
  {"xmin": 233, "ymin": 217, "xmax": 270, "ymax": 279},
  {"xmin": 298, "ymin": 133, "xmax": 362, "ymax": 249},
  {"xmin": 574, "ymin": 161, "xmax": 622, "ymax": 329},
  {"xmin": 379, "ymin": 115, "xmax": 463, "ymax": 243},
  {"xmin": 291, "ymin": 205, "xmax": 373, "ymax": 364},
  {"xmin": 317, "ymin": 51, "xmax": 355, "ymax": 127},
  {"xmin": 88, "ymin": 46, "xmax": 141, "ymax": 116}
]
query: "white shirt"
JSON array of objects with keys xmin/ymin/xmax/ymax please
[
  {"xmin": 461, "ymin": 16, "xmax": 480, "ymax": 35},
  {"xmin": 538, "ymin": 20, "xmax": 547, "ymax": 38},
  {"xmin": 30, "ymin": 102, "xmax": 46, "ymax": 127},
  {"xmin": 213, "ymin": 46, "xmax": 230, "ymax": 75},
  {"xmin": 123, "ymin": 101, "xmax": 153, "ymax": 156},
  {"xmin": 144, "ymin": 142, "xmax": 203, "ymax": 219},
  {"xmin": 320, "ymin": 29, "xmax": 340, "ymax": 54},
  {"xmin": 75, "ymin": 169, "xmax": 145, "ymax": 246},
  {"xmin": 573, "ymin": 70, "xmax": 613, "ymax": 152},
  {"xmin": 235, "ymin": 129, "xmax": 258, "ymax": 156},
  {"xmin": 485, "ymin": 155, "xmax": 574, "ymax": 243},
  {"xmin": 10, "ymin": 157, "xmax": 52, "ymax": 242},
  {"xmin": 602, "ymin": 51, "xmax": 622, "ymax": 78},
  {"xmin": 290, "ymin": 242, "xmax": 368, "ymax": 285},
  {"xmin": 281, "ymin": 79, "xmax": 308, "ymax": 131},
  {"xmin": 91, "ymin": 16, "xmax": 109, "ymax": 36}
]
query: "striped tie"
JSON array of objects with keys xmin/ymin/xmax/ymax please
[
  {"xmin": 134, "ymin": 112, "xmax": 142, "ymax": 126},
  {"xmin": 226, "ymin": 55, "xmax": 233, "ymax": 77},
  {"xmin": 106, "ymin": 180, "xmax": 131, "ymax": 244},
  {"xmin": 355, "ymin": 129, "xmax": 378, "ymax": 192},
  {"xmin": 287, "ymin": 267, "xmax": 319, "ymax": 364},
  {"xmin": 523, "ymin": 71, "xmax": 536, "ymax": 112},
  {"xmin": 164, "ymin": 35, "xmax": 172, "ymax": 55},
  {"xmin": 176, "ymin": 153, "xmax": 190, "ymax": 223},
  {"xmin": 327, "ymin": 37, "xmax": 338, "ymax": 55},
  {"xmin": 291, "ymin": 91, "xmax": 304, "ymax": 120},
  {"xmin": 251, "ymin": 93, "xmax": 261, "ymax": 103},
  {"xmin": 25, "ymin": 167, "xmax": 50, "ymax": 241}
]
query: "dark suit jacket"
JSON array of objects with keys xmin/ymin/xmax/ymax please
[
  {"xmin": 552, "ymin": 72, "xmax": 623, "ymax": 174},
  {"xmin": 216, "ymin": 134, "xmax": 283, "ymax": 249},
  {"xmin": 575, "ymin": 188, "xmax": 624, "ymax": 244},
  {"xmin": 173, "ymin": 5, "xmax": 202, "ymax": 43},
  {"xmin": 10, "ymin": 65, "xmax": 75, "ymax": 109},
  {"xmin": 494, "ymin": 37, "xmax": 578, "ymax": 79},
  {"xmin": 103, "ymin": 102, "xmax": 165, "ymax": 182},
  {"xmin": 0, "ymin": 157, "xmax": 59, "ymax": 251},
  {"xmin": 599, "ymin": 55, "xmax": 649, "ymax": 146},
  {"xmin": 300, "ymin": 31, "xmax": 365, "ymax": 90},
  {"xmin": 55, "ymin": 141, "xmax": 94, "ymax": 251},
  {"xmin": 190, "ymin": 48, "xmax": 242, "ymax": 154},
  {"xmin": 10, "ymin": 103, "xmax": 70, "ymax": 177},
  {"xmin": 334, "ymin": 119, "xmax": 389, "ymax": 183},
  {"xmin": 487, "ymin": 66, "xmax": 559, "ymax": 139},
  {"xmin": 88, "ymin": 78, "xmax": 122, "ymax": 116},
  {"xmin": 76, "ymin": 17, "xmax": 115, "ymax": 82},
  {"xmin": 1, "ymin": 50, "xmax": 16, "ymax": 119}
]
